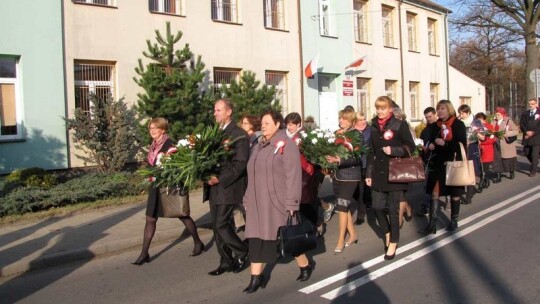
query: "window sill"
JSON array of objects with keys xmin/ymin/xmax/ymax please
[
  {"xmin": 355, "ymin": 41, "xmax": 371, "ymax": 45},
  {"xmin": 149, "ymin": 10, "xmax": 185, "ymax": 18},
  {"xmin": 384, "ymin": 45, "xmax": 398, "ymax": 50},
  {"xmin": 72, "ymin": 1, "xmax": 117, "ymax": 9},
  {"xmin": 408, "ymin": 50, "xmax": 420, "ymax": 54},
  {"xmin": 320, "ymin": 34, "xmax": 338, "ymax": 39},
  {"xmin": 264, "ymin": 27, "xmax": 289, "ymax": 33},
  {"xmin": 0, "ymin": 137, "xmax": 25, "ymax": 143},
  {"xmin": 429, "ymin": 53, "xmax": 440, "ymax": 57},
  {"xmin": 212, "ymin": 19, "xmax": 242, "ymax": 26}
]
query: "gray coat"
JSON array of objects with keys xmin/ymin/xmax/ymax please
[
  {"xmin": 492, "ymin": 118, "xmax": 518, "ymax": 159},
  {"xmin": 243, "ymin": 130, "xmax": 302, "ymax": 241}
]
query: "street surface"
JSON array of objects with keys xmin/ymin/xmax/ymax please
[{"xmin": 1, "ymin": 167, "xmax": 539, "ymax": 304}]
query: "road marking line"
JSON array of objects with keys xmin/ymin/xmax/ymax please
[
  {"xmin": 320, "ymin": 192, "xmax": 540, "ymax": 300},
  {"xmin": 299, "ymin": 185, "xmax": 540, "ymax": 294}
]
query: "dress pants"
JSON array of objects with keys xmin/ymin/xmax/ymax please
[
  {"xmin": 372, "ymin": 190, "xmax": 401, "ymax": 243},
  {"xmin": 525, "ymin": 145, "xmax": 539, "ymax": 173},
  {"xmin": 210, "ymin": 203, "xmax": 248, "ymax": 268}
]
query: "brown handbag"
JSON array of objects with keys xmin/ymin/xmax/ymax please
[
  {"xmin": 159, "ymin": 187, "xmax": 190, "ymax": 217},
  {"xmin": 445, "ymin": 142, "xmax": 476, "ymax": 186},
  {"xmin": 388, "ymin": 146, "xmax": 426, "ymax": 183}
]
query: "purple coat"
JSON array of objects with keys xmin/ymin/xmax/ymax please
[{"xmin": 243, "ymin": 130, "xmax": 302, "ymax": 241}]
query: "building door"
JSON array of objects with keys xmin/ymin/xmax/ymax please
[{"xmin": 318, "ymin": 74, "xmax": 338, "ymax": 131}]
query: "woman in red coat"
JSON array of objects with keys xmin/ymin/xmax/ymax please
[{"xmin": 474, "ymin": 113, "xmax": 498, "ymax": 182}]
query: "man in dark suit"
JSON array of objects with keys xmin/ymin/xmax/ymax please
[
  {"xmin": 207, "ymin": 99, "xmax": 250, "ymax": 276},
  {"xmin": 520, "ymin": 98, "xmax": 540, "ymax": 177}
]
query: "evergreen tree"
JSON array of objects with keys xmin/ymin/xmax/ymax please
[
  {"xmin": 64, "ymin": 94, "xmax": 141, "ymax": 172},
  {"xmin": 218, "ymin": 70, "xmax": 281, "ymax": 122},
  {"xmin": 134, "ymin": 22, "xmax": 214, "ymax": 143}
]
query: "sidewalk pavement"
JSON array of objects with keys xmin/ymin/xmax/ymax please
[
  {"xmin": 0, "ymin": 177, "xmax": 337, "ymax": 278},
  {"xmin": 0, "ymin": 190, "xmax": 214, "ymax": 278}
]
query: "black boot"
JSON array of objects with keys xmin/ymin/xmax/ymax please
[
  {"xmin": 446, "ymin": 200, "xmax": 460, "ymax": 232},
  {"xmin": 509, "ymin": 171, "xmax": 515, "ymax": 179},
  {"xmin": 420, "ymin": 199, "xmax": 439, "ymax": 235},
  {"xmin": 493, "ymin": 173, "xmax": 501, "ymax": 183},
  {"xmin": 243, "ymin": 275, "xmax": 267, "ymax": 294},
  {"xmin": 296, "ymin": 263, "xmax": 313, "ymax": 282},
  {"xmin": 463, "ymin": 186, "xmax": 476, "ymax": 204}
]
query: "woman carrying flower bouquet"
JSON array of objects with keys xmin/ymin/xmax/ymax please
[
  {"xmin": 325, "ymin": 107, "xmax": 363, "ymax": 253},
  {"xmin": 132, "ymin": 118, "xmax": 204, "ymax": 265},
  {"xmin": 365, "ymin": 96, "xmax": 415, "ymax": 260},
  {"xmin": 242, "ymin": 110, "xmax": 313, "ymax": 293},
  {"xmin": 491, "ymin": 107, "xmax": 518, "ymax": 180},
  {"xmin": 474, "ymin": 112, "xmax": 499, "ymax": 183}
]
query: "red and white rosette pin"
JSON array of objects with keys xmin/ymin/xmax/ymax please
[
  {"xmin": 383, "ymin": 130, "xmax": 394, "ymax": 140},
  {"xmin": 274, "ymin": 140, "xmax": 285, "ymax": 154},
  {"xmin": 535, "ymin": 114, "xmax": 540, "ymax": 120}
]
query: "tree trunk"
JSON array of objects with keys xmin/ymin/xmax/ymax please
[{"xmin": 525, "ymin": 27, "xmax": 539, "ymax": 101}]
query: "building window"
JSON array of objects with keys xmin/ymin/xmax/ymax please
[
  {"xmin": 428, "ymin": 18, "xmax": 437, "ymax": 55},
  {"xmin": 149, "ymin": 0, "xmax": 184, "ymax": 15},
  {"xmin": 407, "ymin": 12, "xmax": 417, "ymax": 52},
  {"xmin": 353, "ymin": 0, "xmax": 368, "ymax": 43},
  {"xmin": 319, "ymin": 0, "xmax": 334, "ymax": 36},
  {"xmin": 264, "ymin": 0, "xmax": 285, "ymax": 30},
  {"xmin": 409, "ymin": 82, "xmax": 419, "ymax": 119},
  {"xmin": 74, "ymin": 61, "xmax": 116, "ymax": 113},
  {"xmin": 460, "ymin": 96, "xmax": 471, "ymax": 106},
  {"xmin": 382, "ymin": 5, "xmax": 394, "ymax": 47},
  {"xmin": 356, "ymin": 77, "xmax": 371, "ymax": 119},
  {"xmin": 73, "ymin": 0, "xmax": 116, "ymax": 6},
  {"xmin": 0, "ymin": 57, "xmax": 21, "ymax": 139},
  {"xmin": 211, "ymin": 0, "xmax": 239, "ymax": 23},
  {"xmin": 430, "ymin": 83, "xmax": 438, "ymax": 107},
  {"xmin": 265, "ymin": 71, "xmax": 288, "ymax": 113},
  {"xmin": 213, "ymin": 67, "xmax": 241, "ymax": 94},
  {"xmin": 385, "ymin": 80, "xmax": 397, "ymax": 100}
]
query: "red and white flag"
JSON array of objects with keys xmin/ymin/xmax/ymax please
[
  {"xmin": 304, "ymin": 53, "xmax": 320, "ymax": 78},
  {"xmin": 345, "ymin": 56, "xmax": 365, "ymax": 70}
]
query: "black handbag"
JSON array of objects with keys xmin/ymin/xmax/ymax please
[
  {"xmin": 388, "ymin": 146, "xmax": 426, "ymax": 183},
  {"xmin": 505, "ymin": 135, "xmax": 517, "ymax": 144},
  {"xmin": 159, "ymin": 187, "xmax": 190, "ymax": 217},
  {"xmin": 276, "ymin": 213, "xmax": 317, "ymax": 258}
]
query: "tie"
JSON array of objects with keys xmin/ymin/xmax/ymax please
[{"xmin": 532, "ymin": 111, "xmax": 535, "ymax": 117}]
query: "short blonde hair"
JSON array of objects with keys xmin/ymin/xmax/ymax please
[
  {"xmin": 148, "ymin": 118, "xmax": 169, "ymax": 131},
  {"xmin": 339, "ymin": 108, "xmax": 357, "ymax": 125},
  {"xmin": 375, "ymin": 96, "xmax": 395, "ymax": 109},
  {"xmin": 436, "ymin": 100, "xmax": 456, "ymax": 117}
]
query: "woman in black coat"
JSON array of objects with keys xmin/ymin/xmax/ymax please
[
  {"xmin": 132, "ymin": 118, "xmax": 204, "ymax": 265},
  {"xmin": 366, "ymin": 96, "xmax": 415, "ymax": 260},
  {"xmin": 421, "ymin": 100, "xmax": 467, "ymax": 234}
]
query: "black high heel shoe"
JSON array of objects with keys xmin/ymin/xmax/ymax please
[
  {"xmin": 131, "ymin": 254, "xmax": 150, "ymax": 265},
  {"xmin": 296, "ymin": 263, "xmax": 314, "ymax": 282},
  {"xmin": 243, "ymin": 274, "xmax": 267, "ymax": 294},
  {"xmin": 384, "ymin": 244, "xmax": 398, "ymax": 260},
  {"xmin": 190, "ymin": 243, "xmax": 205, "ymax": 257}
]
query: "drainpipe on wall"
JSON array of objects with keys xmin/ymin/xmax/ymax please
[
  {"xmin": 61, "ymin": 0, "xmax": 71, "ymax": 169},
  {"xmin": 297, "ymin": 0, "xmax": 305, "ymax": 118},
  {"xmin": 398, "ymin": 0, "xmax": 405, "ymax": 109},
  {"xmin": 444, "ymin": 13, "xmax": 450, "ymax": 100}
]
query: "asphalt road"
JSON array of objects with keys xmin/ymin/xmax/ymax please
[{"xmin": 1, "ymin": 169, "xmax": 539, "ymax": 304}]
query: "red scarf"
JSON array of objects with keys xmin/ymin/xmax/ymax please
[
  {"xmin": 147, "ymin": 134, "xmax": 169, "ymax": 166},
  {"xmin": 377, "ymin": 113, "xmax": 393, "ymax": 132},
  {"xmin": 436, "ymin": 116, "xmax": 456, "ymax": 142}
]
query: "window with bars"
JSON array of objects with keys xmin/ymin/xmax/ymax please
[
  {"xmin": 211, "ymin": 0, "xmax": 239, "ymax": 23},
  {"xmin": 0, "ymin": 57, "xmax": 21, "ymax": 139},
  {"xmin": 407, "ymin": 12, "xmax": 417, "ymax": 52},
  {"xmin": 385, "ymin": 80, "xmax": 397, "ymax": 101},
  {"xmin": 74, "ymin": 61, "xmax": 115, "ymax": 113},
  {"xmin": 430, "ymin": 83, "xmax": 438, "ymax": 107},
  {"xmin": 149, "ymin": 0, "xmax": 184, "ymax": 15},
  {"xmin": 213, "ymin": 68, "xmax": 241, "ymax": 94},
  {"xmin": 73, "ymin": 0, "xmax": 116, "ymax": 6},
  {"xmin": 265, "ymin": 71, "xmax": 288, "ymax": 112},
  {"xmin": 382, "ymin": 5, "xmax": 394, "ymax": 47},
  {"xmin": 353, "ymin": 0, "xmax": 368, "ymax": 43},
  {"xmin": 428, "ymin": 18, "xmax": 437, "ymax": 55},
  {"xmin": 319, "ymin": 0, "xmax": 333, "ymax": 36},
  {"xmin": 356, "ymin": 77, "xmax": 371, "ymax": 119},
  {"xmin": 409, "ymin": 82, "xmax": 419, "ymax": 119},
  {"xmin": 264, "ymin": 0, "xmax": 285, "ymax": 30}
]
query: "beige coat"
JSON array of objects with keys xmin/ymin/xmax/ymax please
[{"xmin": 493, "ymin": 117, "xmax": 518, "ymax": 159}]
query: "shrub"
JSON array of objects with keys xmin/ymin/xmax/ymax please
[{"xmin": 4, "ymin": 167, "xmax": 58, "ymax": 190}]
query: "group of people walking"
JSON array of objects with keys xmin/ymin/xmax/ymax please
[{"xmin": 132, "ymin": 96, "xmax": 540, "ymax": 294}]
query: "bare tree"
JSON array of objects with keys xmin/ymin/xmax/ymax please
[{"xmin": 451, "ymin": 0, "xmax": 540, "ymax": 100}]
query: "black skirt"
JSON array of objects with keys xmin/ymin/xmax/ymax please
[{"xmin": 248, "ymin": 238, "xmax": 278, "ymax": 264}]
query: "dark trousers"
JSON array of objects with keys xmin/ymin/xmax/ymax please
[
  {"xmin": 210, "ymin": 204, "xmax": 248, "ymax": 268},
  {"xmin": 525, "ymin": 145, "xmax": 539, "ymax": 173},
  {"xmin": 372, "ymin": 190, "xmax": 401, "ymax": 243},
  {"xmin": 354, "ymin": 168, "xmax": 371, "ymax": 219}
]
